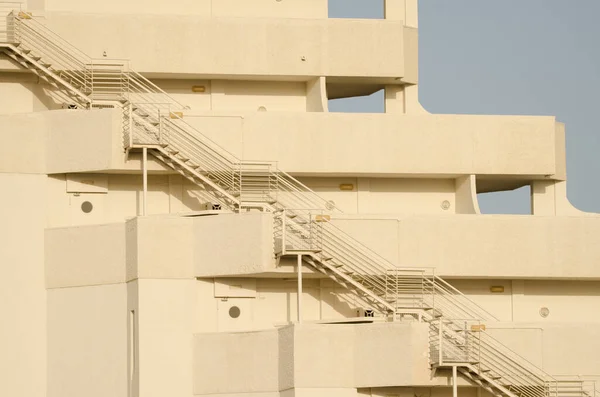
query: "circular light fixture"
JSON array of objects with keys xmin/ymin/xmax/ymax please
[
  {"xmin": 325, "ymin": 200, "xmax": 336, "ymax": 211},
  {"xmin": 81, "ymin": 201, "xmax": 93, "ymax": 214},
  {"xmin": 441, "ymin": 200, "xmax": 451, "ymax": 210},
  {"xmin": 258, "ymin": 106, "xmax": 267, "ymax": 112},
  {"xmin": 539, "ymin": 307, "xmax": 550, "ymax": 318},
  {"xmin": 229, "ymin": 306, "xmax": 241, "ymax": 319}
]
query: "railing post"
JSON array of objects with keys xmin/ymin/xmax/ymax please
[
  {"xmin": 281, "ymin": 209, "xmax": 286, "ymax": 256},
  {"xmin": 238, "ymin": 162, "xmax": 242, "ymax": 204},
  {"xmin": 432, "ymin": 270, "xmax": 436, "ymax": 314},
  {"xmin": 477, "ymin": 325, "xmax": 481, "ymax": 372},
  {"xmin": 128, "ymin": 102, "xmax": 133, "ymax": 148},
  {"xmin": 452, "ymin": 366, "xmax": 458, "ymax": 397},
  {"xmin": 464, "ymin": 321, "xmax": 469, "ymax": 363},
  {"xmin": 297, "ymin": 253, "xmax": 302, "ymax": 323},
  {"xmin": 309, "ymin": 212, "xmax": 313, "ymax": 250},
  {"xmin": 89, "ymin": 58, "xmax": 94, "ymax": 103},
  {"xmin": 6, "ymin": 10, "xmax": 15, "ymax": 43},
  {"xmin": 158, "ymin": 109, "xmax": 162, "ymax": 143},
  {"xmin": 438, "ymin": 318, "xmax": 443, "ymax": 366},
  {"xmin": 142, "ymin": 147, "xmax": 148, "ymax": 216}
]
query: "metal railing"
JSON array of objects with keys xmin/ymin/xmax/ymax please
[
  {"xmin": 0, "ymin": 2, "xmax": 20, "ymax": 42},
  {"xmin": 0, "ymin": 7, "xmax": 591, "ymax": 397},
  {"xmin": 430, "ymin": 318, "xmax": 588, "ymax": 397}
]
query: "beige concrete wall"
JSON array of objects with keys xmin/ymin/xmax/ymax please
[
  {"xmin": 399, "ymin": 278, "xmax": 600, "ymax": 324},
  {"xmin": 298, "ymin": 177, "xmax": 457, "ymax": 215},
  {"xmin": 47, "ymin": 284, "xmax": 128, "ymax": 397},
  {"xmin": 193, "ymin": 212, "xmax": 275, "ymax": 277},
  {"xmin": 133, "ymin": 216, "xmax": 195, "ymax": 280},
  {"xmin": 137, "ymin": 279, "xmax": 196, "ymax": 397},
  {"xmin": 306, "ymin": 77, "xmax": 328, "ymax": 112},
  {"xmin": 46, "ymin": 222, "xmax": 127, "ymax": 288},
  {"xmin": 0, "ymin": 80, "xmax": 37, "ymax": 113},
  {"xmin": 45, "ymin": 173, "xmax": 215, "ymax": 228},
  {"xmin": 0, "ymin": 173, "xmax": 46, "ymax": 397},
  {"xmin": 211, "ymin": 80, "xmax": 307, "ymax": 112},
  {"xmin": 45, "ymin": 108, "xmax": 120, "ymax": 173},
  {"xmin": 44, "ymin": 14, "xmax": 406, "ymax": 79},
  {"xmin": 46, "ymin": 212, "xmax": 275, "ymax": 286},
  {"xmin": 294, "ymin": 323, "xmax": 431, "ymax": 388},
  {"xmin": 193, "ymin": 322, "xmax": 431, "ymax": 394},
  {"xmin": 485, "ymin": 322, "xmax": 600, "ymax": 376},
  {"xmin": 194, "ymin": 278, "xmax": 357, "ymax": 333},
  {"xmin": 0, "ymin": 108, "xmax": 562, "ymax": 181},
  {"xmin": 187, "ymin": 112, "xmax": 562, "ymax": 178},
  {"xmin": 331, "ymin": 214, "xmax": 600, "ymax": 279},
  {"xmin": 455, "ymin": 175, "xmax": 480, "ymax": 214},
  {"xmin": 38, "ymin": 0, "xmax": 328, "ymax": 18},
  {"xmin": 194, "ymin": 329, "xmax": 281, "ymax": 395},
  {"xmin": 126, "ymin": 213, "xmax": 275, "ymax": 280},
  {"xmin": 0, "ymin": 108, "xmax": 162, "ymax": 175},
  {"xmin": 513, "ymin": 280, "xmax": 600, "ymax": 323},
  {"xmin": 0, "ymin": 112, "xmax": 46, "ymax": 173}
]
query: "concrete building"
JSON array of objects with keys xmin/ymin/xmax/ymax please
[{"xmin": 0, "ymin": 1, "xmax": 598, "ymax": 397}]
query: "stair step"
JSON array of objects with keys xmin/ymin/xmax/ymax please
[{"xmin": 424, "ymin": 318, "xmax": 452, "ymax": 324}]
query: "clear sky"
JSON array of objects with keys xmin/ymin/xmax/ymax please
[{"xmin": 327, "ymin": 0, "xmax": 600, "ymax": 215}]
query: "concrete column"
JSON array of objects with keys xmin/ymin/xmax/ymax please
[
  {"xmin": 142, "ymin": 147, "xmax": 148, "ymax": 216},
  {"xmin": 297, "ymin": 254, "xmax": 303, "ymax": 323},
  {"xmin": 453, "ymin": 365, "xmax": 458, "ymax": 397}
]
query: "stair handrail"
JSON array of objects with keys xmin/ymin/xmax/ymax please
[
  {"xmin": 435, "ymin": 319, "xmax": 587, "ymax": 397},
  {"xmin": 7, "ymin": 11, "xmax": 188, "ymax": 110},
  {"xmin": 6, "ymin": 9, "xmax": 346, "ymax": 214},
  {"xmin": 4, "ymin": 11, "xmax": 589, "ymax": 397}
]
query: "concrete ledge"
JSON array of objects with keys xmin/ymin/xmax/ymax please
[
  {"xmin": 46, "ymin": 222, "xmax": 127, "ymax": 288},
  {"xmin": 46, "ymin": 14, "xmax": 408, "ymax": 80},
  {"xmin": 331, "ymin": 214, "xmax": 600, "ymax": 279},
  {"xmin": 193, "ymin": 322, "xmax": 431, "ymax": 394}
]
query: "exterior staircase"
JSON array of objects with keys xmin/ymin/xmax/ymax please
[{"xmin": 0, "ymin": 6, "xmax": 594, "ymax": 397}]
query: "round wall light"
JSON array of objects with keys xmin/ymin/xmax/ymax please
[{"xmin": 81, "ymin": 201, "xmax": 93, "ymax": 214}]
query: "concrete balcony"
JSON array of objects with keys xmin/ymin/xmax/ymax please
[
  {"xmin": 331, "ymin": 214, "xmax": 600, "ymax": 279},
  {"xmin": 2, "ymin": 109, "xmax": 563, "ymax": 183},
  {"xmin": 46, "ymin": 210, "xmax": 600, "ymax": 288},
  {"xmin": 45, "ymin": 212, "xmax": 276, "ymax": 289},
  {"xmin": 193, "ymin": 322, "xmax": 432, "ymax": 395},
  {"xmin": 190, "ymin": 112, "xmax": 565, "ymax": 180},
  {"xmin": 43, "ymin": 13, "xmax": 417, "ymax": 83}
]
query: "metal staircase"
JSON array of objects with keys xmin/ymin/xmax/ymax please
[{"xmin": 0, "ymin": 7, "xmax": 593, "ymax": 397}]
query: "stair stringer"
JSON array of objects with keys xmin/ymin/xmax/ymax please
[
  {"xmin": 461, "ymin": 365, "xmax": 521, "ymax": 397},
  {"xmin": 0, "ymin": 43, "xmax": 92, "ymax": 106},
  {"xmin": 302, "ymin": 253, "xmax": 396, "ymax": 315},
  {"xmin": 149, "ymin": 146, "xmax": 241, "ymax": 210}
]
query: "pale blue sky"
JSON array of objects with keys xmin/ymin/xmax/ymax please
[{"xmin": 327, "ymin": 0, "xmax": 600, "ymax": 214}]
